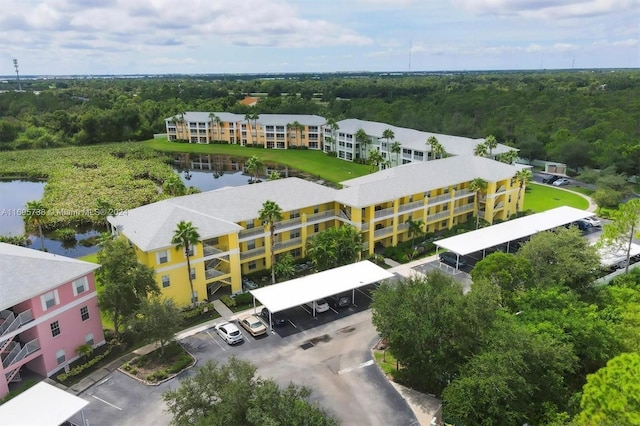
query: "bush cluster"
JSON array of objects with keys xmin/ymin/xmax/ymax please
[
  {"xmin": 56, "ymin": 345, "xmax": 113, "ymax": 383},
  {"xmin": 220, "ymin": 295, "xmax": 236, "ymax": 308},
  {"xmin": 234, "ymin": 292, "xmax": 254, "ymax": 306},
  {"xmin": 181, "ymin": 302, "xmax": 216, "ymax": 320}
]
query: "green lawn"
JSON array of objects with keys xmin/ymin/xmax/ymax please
[
  {"xmin": 524, "ymin": 183, "xmax": 590, "ymax": 212},
  {"xmin": 79, "ymin": 252, "xmax": 99, "ymax": 263},
  {"xmin": 143, "ymin": 139, "xmax": 370, "ymax": 184}
]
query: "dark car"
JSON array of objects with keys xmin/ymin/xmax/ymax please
[
  {"xmin": 327, "ymin": 294, "xmax": 351, "ymax": 308},
  {"xmin": 439, "ymin": 252, "xmax": 467, "ymax": 268},
  {"xmin": 260, "ymin": 308, "xmax": 287, "ymax": 327},
  {"xmin": 543, "ymin": 175, "xmax": 561, "ymax": 184},
  {"xmin": 570, "ymin": 220, "xmax": 591, "ymax": 232}
]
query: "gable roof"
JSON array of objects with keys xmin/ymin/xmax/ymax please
[
  {"xmin": 109, "ymin": 178, "xmax": 337, "ymax": 251},
  {"xmin": 0, "ymin": 243, "xmax": 100, "ymax": 311},
  {"xmin": 336, "ymin": 156, "xmax": 519, "ymax": 207}
]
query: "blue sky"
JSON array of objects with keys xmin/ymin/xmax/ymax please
[{"xmin": 0, "ymin": 0, "xmax": 638, "ymax": 76}]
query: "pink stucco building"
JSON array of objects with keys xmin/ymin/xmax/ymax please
[{"xmin": 0, "ymin": 243, "xmax": 105, "ymax": 398}]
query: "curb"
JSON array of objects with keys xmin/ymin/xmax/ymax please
[{"xmin": 117, "ymin": 342, "xmax": 198, "ymax": 387}]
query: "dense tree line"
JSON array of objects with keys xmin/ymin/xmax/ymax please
[
  {"xmin": 1, "ymin": 70, "xmax": 638, "ymax": 174},
  {"xmin": 372, "ymin": 227, "xmax": 640, "ymax": 424}
]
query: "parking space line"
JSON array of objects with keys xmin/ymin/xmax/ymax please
[
  {"xmin": 206, "ymin": 331, "xmax": 226, "ymax": 351},
  {"xmin": 91, "ymin": 395, "xmax": 123, "ymax": 410},
  {"xmin": 287, "ymin": 319, "xmax": 298, "ymax": 328},
  {"xmin": 330, "ymin": 307, "xmax": 339, "ymax": 314}
]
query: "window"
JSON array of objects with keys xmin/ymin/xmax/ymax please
[
  {"xmin": 41, "ymin": 290, "xmax": 59, "ymax": 310},
  {"xmin": 157, "ymin": 250, "xmax": 169, "ymax": 264},
  {"xmin": 247, "ymin": 241, "xmax": 256, "ymax": 250},
  {"xmin": 186, "ymin": 245, "xmax": 195, "ymax": 257},
  {"xmin": 73, "ymin": 276, "xmax": 88, "ymax": 296},
  {"xmin": 51, "ymin": 321, "xmax": 61, "ymax": 337},
  {"xmin": 314, "ymin": 224, "xmax": 320, "ymax": 233},
  {"xmin": 85, "ymin": 333, "xmax": 94, "ymax": 346},
  {"xmin": 80, "ymin": 306, "xmax": 90, "ymax": 321},
  {"xmin": 314, "ymin": 206, "xmax": 319, "ymax": 214},
  {"xmin": 56, "ymin": 349, "xmax": 66, "ymax": 365},
  {"xmin": 290, "ymin": 230, "xmax": 301, "ymax": 239},
  {"xmin": 248, "ymin": 261, "xmax": 257, "ymax": 270},
  {"xmin": 190, "ymin": 268, "xmax": 196, "ymax": 280},
  {"xmin": 161, "ymin": 275, "xmax": 170, "ymax": 288}
]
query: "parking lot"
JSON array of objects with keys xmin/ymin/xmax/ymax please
[{"xmin": 68, "ymin": 284, "xmax": 418, "ymax": 426}]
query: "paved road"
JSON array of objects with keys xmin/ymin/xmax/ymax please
[{"xmin": 69, "ymin": 309, "xmax": 417, "ymax": 426}]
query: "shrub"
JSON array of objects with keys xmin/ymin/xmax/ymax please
[
  {"xmin": 220, "ymin": 295, "xmax": 236, "ymax": 308},
  {"xmin": 56, "ymin": 345, "xmax": 113, "ymax": 383},
  {"xmin": 167, "ymin": 355, "xmax": 193, "ymax": 374},
  {"xmin": 234, "ymin": 292, "xmax": 253, "ymax": 306}
]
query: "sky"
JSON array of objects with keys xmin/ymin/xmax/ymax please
[{"xmin": 0, "ymin": 0, "xmax": 638, "ymax": 76}]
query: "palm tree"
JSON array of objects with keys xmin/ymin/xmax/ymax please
[
  {"xmin": 208, "ymin": 112, "xmax": 218, "ymax": 142},
  {"xmin": 259, "ymin": 200, "xmax": 283, "ymax": 284},
  {"xmin": 171, "ymin": 221, "xmax": 200, "ymax": 307},
  {"xmin": 514, "ymin": 169, "xmax": 533, "ymax": 216},
  {"xmin": 474, "ymin": 142, "xmax": 488, "ymax": 157},
  {"xmin": 382, "ymin": 128, "xmax": 395, "ymax": 156},
  {"xmin": 173, "ymin": 112, "xmax": 186, "ymax": 140},
  {"xmin": 485, "ymin": 135, "xmax": 498, "ymax": 158},
  {"xmin": 244, "ymin": 113, "xmax": 259, "ymax": 145},
  {"xmin": 426, "ymin": 136, "xmax": 446, "ymax": 159},
  {"xmin": 245, "ymin": 155, "xmax": 264, "ymax": 183},
  {"xmin": 469, "ymin": 178, "xmax": 488, "ymax": 229},
  {"xmin": 325, "ymin": 117, "xmax": 339, "ymax": 152},
  {"xmin": 25, "ymin": 200, "xmax": 47, "ymax": 251},
  {"xmin": 390, "ymin": 140, "xmax": 402, "ymax": 166},
  {"xmin": 354, "ymin": 128, "xmax": 370, "ymax": 161},
  {"xmin": 498, "ymin": 149, "xmax": 519, "ymax": 165},
  {"xmin": 367, "ymin": 149, "xmax": 385, "ymax": 173}
]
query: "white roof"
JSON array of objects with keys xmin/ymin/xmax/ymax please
[
  {"xmin": 598, "ymin": 242, "xmax": 640, "ymax": 267},
  {"xmin": 166, "ymin": 112, "xmax": 326, "ymax": 126},
  {"xmin": 109, "ymin": 178, "xmax": 337, "ymax": 251},
  {"xmin": 0, "ymin": 381, "xmax": 89, "ymax": 426},
  {"xmin": 336, "ymin": 118, "xmax": 513, "ymax": 157},
  {"xmin": 249, "ymin": 260, "xmax": 394, "ymax": 313},
  {"xmin": 337, "ymin": 156, "xmax": 519, "ymax": 207},
  {"xmin": 434, "ymin": 206, "xmax": 595, "ymax": 256},
  {"xmin": 0, "ymin": 243, "xmax": 100, "ymax": 311}
]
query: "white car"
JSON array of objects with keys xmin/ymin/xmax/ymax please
[
  {"xmin": 305, "ymin": 299, "xmax": 330, "ymax": 313},
  {"xmin": 552, "ymin": 178, "xmax": 571, "ymax": 186},
  {"xmin": 584, "ymin": 216, "xmax": 602, "ymax": 227},
  {"xmin": 215, "ymin": 321, "xmax": 244, "ymax": 345}
]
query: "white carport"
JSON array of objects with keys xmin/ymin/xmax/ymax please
[
  {"xmin": 249, "ymin": 260, "xmax": 394, "ymax": 328},
  {"xmin": 598, "ymin": 242, "xmax": 640, "ymax": 268},
  {"xmin": 434, "ymin": 206, "xmax": 595, "ymax": 263},
  {"xmin": 0, "ymin": 381, "xmax": 89, "ymax": 426}
]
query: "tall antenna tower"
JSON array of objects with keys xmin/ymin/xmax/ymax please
[{"xmin": 13, "ymin": 59, "xmax": 22, "ymax": 91}]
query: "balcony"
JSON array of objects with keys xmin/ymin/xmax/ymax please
[
  {"xmin": 203, "ymin": 244, "xmax": 224, "ymax": 257},
  {"xmin": 397, "ymin": 222, "xmax": 410, "ymax": 232},
  {"xmin": 454, "ymin": 204, "xmax": 475, "ymax": 215},
  {"xmin": 428, "ymin": 193, "xmax": 451, "ymax": 205},
  {"xmin": 274, "ymin": 217, "xmax": 302, "ymax": 231},
  {"xmin": 373, "ymin": 226, "xmax": 394, "ymax": 238},
  {"xmin": 240, "ymin": 247, "xmax": 266, "ymax": 260},
  {"xmin": 426, "ymin": 210, "xmax": 450, "ymax": 222},
  {"xmin": 453, "ymin": 189, "xmax": 473, "ymax": 199},
  {"xmin": 496, "ymin": 185, "xmax": 506, "ymax": 193},
  {"xmin": 398, "ymin": 200, "xmax": 425, "ymax": 213},
  {"xmin": 238, "ymin": 227, "xmax": 264, "ymax": 241},
  {"xmin": 0, "ymin": 309, "xmax": 34, "ymax": 337},
  {"xmin": 374, "ymin": 207, "xmax": 394, "ymax": 219},
  {"xmin": 306, "ymin": 210, "xmax": 335, "ymax": 224},
  {"xmin": 274, "ymin": 237, "xmax": 303, "ymax": 251}
]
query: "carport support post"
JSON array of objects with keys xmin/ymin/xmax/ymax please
[
  {"xmin": 352, "ymin": 288, "xmax": 355, "ymax": 305},
  {"xmin": 252, "ymin": 296, "xmax": 256, "ymax": 314},
  {"xmin": 269, "ymin": 311, "xmax": 272, "ymax": 331}
]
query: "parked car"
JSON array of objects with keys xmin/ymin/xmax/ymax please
[
  {"xmin": 572, "ymin": 219, "xmax": 592, "ymax": 232},
  {"xmin": 215, "ymin": 321, "xmax": 244, "ymax": 345},
  {"xmin": 543, "ymin": 175, "xmax": 561, "ymax": 184},
  {"xmin": 239, "ymin": 314, "xmax": 267, "ymax": 336},
  {"xmin": 260, "ymin": 307, "xmax": 287, "ymax": 327},
  {"xmin": 583, "ymin": 216, "xmax": 602, "ymax": 227},
  {"xmin": 552, "ymin": 178, "xmax": 571, "ymax": 186},
  {"xmin": 242, "ymin": 278, "xmax": 258, "ymax": 290},
  {"xmin": 327, "ymin": 294, "xmax": 351, "ymax": 308},
  {"xmin": 305, "ymin": 299, "xmax": 330, "ymax": 313},
  {"xmin": 439, "ymin": 252, "xmax": 467, "ymax": 268}
]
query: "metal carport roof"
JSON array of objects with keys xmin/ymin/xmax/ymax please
[
  {"xmin": 0, "ymin": 381, "xmax": 89, "ymax": 426},
  {"xmin": 249, "ymin": 260, "xmax": 394, "ymax": 314},
  {"xmin": 434, "ymin": 206, "xmax": 595, "ymax": 256}
]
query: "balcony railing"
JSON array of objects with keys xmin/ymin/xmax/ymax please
[
  {"xmin": 428, "ymin": 193, "xmax": 451, "ymax": 204},
  {"xmin": 398, "ymin": 200, "xmax": 425, "ymax": 213},
  {"xmin": 274, "ymin": 237, "xmax": 303, "ymax": 251},
  {"xmin": 454, "ymin": 204, "xmax": 475, "ymax": 215},
  {"xmin": 397, "ymin": 222, "xmax": 410, "ymax": 232},
  {"xmin": 373, "ymin": 226, "xmax": 394, "ymax": 238},
  {"xmin": 275, "ymin": 217, "xmax": 302, "ymax": 230},
  {"xmin": 240, "ymin": 247, "xmax": 266, "ymax": 260},
  {"xmin": 306, "ymin": 210, "xmax": 335, "ymax": 224},
  {"xmin": 374, "ymin": 207, "xmax": 395, "ymax": 219},
  {"xmin": 427, "ymin": 210, "xmax": 450, "ymax": 222},
  {"xmin": 203, "ymin": 244, "xmax": 224, "ymax": 257},
  {"xmin": 453, "ymin": 189, "xmax": 473, "ymax": 198},
  {"xmin": 0, "ymin": 309, "xmax": 33, "ymax": 336},
  {"xmin": 238, "ymin": 227, "xmax": 264, "ymax": 241}
]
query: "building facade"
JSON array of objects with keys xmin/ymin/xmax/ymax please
[
  {"xmin": 109, "ymin": 156, "xmax": 523, "ymax": 307},
  {"xmin": 0, "ymin": 244, "xmax": 105, "ymax": 398},
  {"xmin": 165, "ymin": 113, "xmax": 513, "ymax": 166}
]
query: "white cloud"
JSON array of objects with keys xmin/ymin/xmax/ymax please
[{"xmin": 451, "ymin": 0, "xmax": 636, "ymax": 20}]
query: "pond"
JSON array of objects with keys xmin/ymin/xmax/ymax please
[{"xmin": 0, "ymin": 179, "xmax": 104, "ymax": 257}]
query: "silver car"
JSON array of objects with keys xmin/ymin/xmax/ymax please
[{"xmin": 215, "ymin": 321, "xmax": 244, "ymax": 345}]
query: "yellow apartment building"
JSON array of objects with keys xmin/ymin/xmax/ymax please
[{"xmin": 108, "ymin": 156, "xmax": 523, "ymax": 307}]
